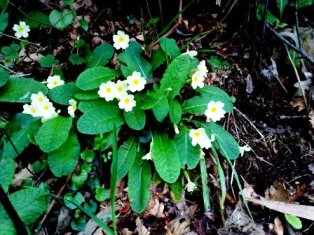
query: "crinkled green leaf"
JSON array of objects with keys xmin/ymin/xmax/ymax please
[
  {"xmin": 118, "ymin": 41, "xmax": 153, "ymax": 78},
  {"xmin": 169, "ymin": 99, "xmax": 182, "ymax": 124},
  {"xmin": 36, "ymin": 117, "xmax": 72, "ymax": 153},
  {"xmin": 87, "ymin": 43, "xmax": 114, "ymax": 67},
  {"xmin": 152, "ymin": 47, "xmax": 166, "ymax": 69},
  {"xmin": 128, "ymin": 155, "xmax": 151, "ymax": 213},
  {"xmin": 76, "ymin": 67, "xmax": 119, "ymax": 91},
  {"xmin": 48, "ymin": 132, "xmax": 80, "ymax": 177},
  {"xmin": 49, "ymin": 9, "xmax": 75, "ymax": 30},
  {"xmin": 49, "ymin": 83, "xmax": 79, "ymax": 105},
  {"xmin": 160, "ymin": 37, "xmax": 180, "ymax": 58},
  {"xmin": 160, "ymin": 54, "xmax": 198, "ymax": 99},
  {"xmin": 0, "ymin": 69, "xmax": 9, "ymax": 87},
  {"xmin": 77, "ymin": 103, "xmax": 124, "ymax": 135},
  {"xmin": 117, "ymin": 138, "xmax": 137, "ymax": 179},
  {"xmin": 173, "ymin": 127, "xmax": 201, "ymax": 169},
  {"xmin": 0, "ymin": 158, "xmax": 14, "ymax": 192},
  {"xmin": 123, "ymin": 105, "xmax": 146, "ymax": 130},
  {"xmin": 152, "ymin": 95, "xmax": 169, "ymax": 122},
  {"xmin": 0, "ymin": 78, "xmax": 48, "ymax": 103},
  {"xmin": 152, "ymin": 133, "xmax": 181, "ymax": 183}
]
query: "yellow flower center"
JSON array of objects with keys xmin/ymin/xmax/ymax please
[
  {"xmin": 18, "ymin": 27, "xmax": 24, "ymax": 32},
  {"xmin": 133, "ymin": 79, "xmax": 139, "ymax": 85},
  {"xmin": 43, "ymin": 106, "xmax": 49, "ymax": 111},
  {"xmin": 31, "ymin": 108, "xmax": 36, "ymax": 114},
  {"xmin": 53, "ymin": 81, "xmax": 58, "ymax": 86},
  {"xmin": 124, "ymin": 98, "xmax": 130, "ymax": 104},
  {"xmin": 105, "ymin": 87, "xmax": 111, "ymax": 93},
  {"xmin": 211, "ymin": 107, "xmax": 217, "ymax": 113},
  {"xmin": 38, "ymin": 97, "xmax": 43, "ymax": 102},
  {"xmin": 193, "ymin": 76, "xmax": 199, "ymax": 82},
  {"xmin": 117, "ymin": 86, "xmax": 123, "ymax": 92},
  {"xmin": 194, "ymin": 132, "xmax": 201, "ymax": 138},
  {"xmin": 118, "ymin": 37, "xmax": 124, "ymax": 43}
]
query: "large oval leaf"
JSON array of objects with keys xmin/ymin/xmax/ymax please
[
  {"xmin": 87, "ymin": 43, "xmax": 114, "ymax": 67},
  {"xmin": 0, "ymin": 78, "xmax": 48, "ymax": 103},
  {"xmin": 0, "ymin": 158, "xmax": 14, "ymax": 193},
  {"xmin": 117, "ymin": 138, "xmax": 137, "ymax": 179},
  {"xmin": 0, "ymin": 69, "xmax": 9, "ymax": 87},
  {"xmin": 151, "ymin": 133, "xmax": 181, "ymax": 183},
  {"xmin": 48, "ymin": 132, "xmax": 80, "ymax": 177},
  {"xmin": 128, "ymin": 156, "xmax": 151, "ymax": 213},
  {"xmin": 49, "ymin": 83, "xmax": 79, "ymax": 105},
  {"xmin": 76, "ymin": 67, "xmax": 119, "ymax": 91},
  {"xmin": 49, "ymin": 9, "xmax": 75, "ymax": 30},
  {"xmin": 77, "ymin": 103, "xmax": 124, "ymax": 135},
  {"xmin": 169, "ymin": 99, "xmax": 182, "ymax": 124},
  {"xmin": 123, "ymin": 106, "xmax": 146, "ymax": 130},
  {"xmin": 36, "ymin": 117, "xmax": 73, "ymax": 153}
]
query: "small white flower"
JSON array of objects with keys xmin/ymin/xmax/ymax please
[
  {"xmin": 118, "ymin": 94, "xmax": 136, "ymax": 112},
  {"xmin": 13, "ymin": 21, "xmax": 30, "ymax": 39},
  {"xmin": 239, "ymin": 145, "xmax": 251, "ymax": 156},
  {"xmin": 186, "ymin": 181, "xmax": 197, "ymax": 192},
  {"xmin": 189, "ymin": 128, "xmax": 215, "ymax": 149},
  {"xmin": 126, "ymin": 71, "xmax": 146, "ymax": 92},
  {"xmin": 205, "ymin": 101, "xmax": 226, "ymax": 122},
  {"xmin": 197, "ymin": 60, "xmax": 208, "ymax": 78},
  {"xmin": 98, "ymin": 81, "xmax": 116, "ymax": 101},
  {"xmin": 142, "ymin": 151, "xmax": 152, "ymax": 160},
  {"xmin": 47, "ymin": 75, "xmax": 64, "ymax": 89},
  {"xmin": 184, "ymin": 49, "xmax": 198, "ymax": 57},
  {"xmin": 39, "ymin": 101, "xmax": 58, "ymax": 121},
  {"xmin": 22, "ymin": 104, "xmax": 40, "ymax": 117},
  {"xmin": 67, "ymin": 99, "xmax": 77, "ymax": 118},
  {"xmin": 30, "ymin": 91, "xmax": 49, "ymax": 106},
  {"xmin": 114, "ymin": 80, "xmax": 129, "ymax": 99},
  {"xmin": 113, "ymin": 30, "xmax": 130, "ymax": 50},
  {"xmin": 191, "ymin": 71, "xmax": 205, "ymax": 89},
  {"xmin": 174, "ymin": 124, "xmax": 180, "ymax": 134}
]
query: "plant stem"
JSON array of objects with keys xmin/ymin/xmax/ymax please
[
  {"xmin": 200, "ymin": 157, "xmax": 211, "ymax": 211},
  {"xmin": 110, "ymin": 126, "xmax": 118, "ymax": 235}
]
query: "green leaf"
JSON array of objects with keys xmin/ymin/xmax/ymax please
[
  {"xmin": 169, "ymin": 99, "xmax": 182, "ymax": 124},
  {"xmin": 0, "ymin": 13, "xmax": 8, "ymax": 36},
  {"xmin": 173, "ymin": 128, "xmax": 201, "ymax": 169},
  {"xmin": 118, "ymin": 41, "xmax": 153, "ymax": 78},
  {"xmin": 160, "ymin": 54, "xmax": 198, "ymax": 99},
  {"xmin": 0, "ymin": 0, "xmax": 8, "ymax": 9},
  {"xmin": 276, "ymin": 0, "xmax": 288, "ymax": 18},
  {"xmin": 123, "ymin": 105, "xmax": 146, "ymax": 130},
  {"xmin": 170, "ymin": 178, "xmax": 184, "ymax": 202},
  {"xmin": 205, "ymin": 122, "xmax": 240, "ymax": 160},
  {"xmin": 75, "ymin": 89, "xmax": 99, "ymax": 100},
  {"xmin": 0, "ymin": 158, "xmax": 14, "ymax": 192},
  {"xmin": 256, "ymin": 4, "xmax": 279, "ymax": 24},
  {"xmin": 49, "ymin": 83, "xmax": 79, "ymax": 105},
  {"xmin": 151, "ymin": 133, "xmax": 181, "ymax": 183},
  {"xmin": 207, "ymin": 56, "xmax": 232, "ymax": 71},
  {"xmin": 182, "ymin": 86, "xmax": 233, "ymax": 114},
  {"xmin": 152, "ymin": 95, "xmax": 169, "ymax": 122},
  {"xmin": 69, "ymin": 54, "xmax": 86, "ymax": 65},
  {"xmin": 117, "ymin": 138, "xmax": 137, "ymax": 179},
  {"xmin": 24, "ymin": 11, "xmax": 50, "ymax": 28},
  {"xmin": 152, "ymin": 48, "xmax": 167, "ymax": 69},
  {"xmin": 160, "ymin": 37, "xmax": 180, "ymax": 58},
  {"xmin": 87, "ymin": 43, "xmax": 114, "ymax": 67},
  {"xmin": 95, "ymin": 187, "xmax": 109, "ymax": 202},
  {"xmin": 38, "ymin": 54, "xmax": 58, "ymax": 68},
  {"xmin": 140, "ymin": 89, "xmax": 165, "ymax": 110},
  {"xmin": 0, "ymin": 187, "xmax": 47, "ymax": 234},
  {"xmin": 80, "ymin": 149, "xmax": 95, "ymax": 162},
  {"xmin": 71, "ymin": 170, "xmax": 88, "ymax": 189},
  {"xmin": 284, "ymin": 214, "xmax": 302, "ymax": 229},
  {"xmin": 297, "ymin": 0, "xmax": 314, "ymax": 8},
  {"xmin": 48, "ymin": 132, "xmax": 80, "ymax": 177},
  {"xmin": 0, "ymin": 77, "xmax": 48, "ymax": 103},
  {"xmin": 76, "ymin": 67, "xmax": 119, "ymax": 91},
  {"xmin": 128, "ymin": 155, "xmax": 151, "ymax": 213},
  {"xmin": 0, "ymin": 69, "xmax": 9, "ymax": 87},
  {"xmin": 77, "ymin": 103, "xmax": 124, "ymax": 135},
  {"xmin": 78, "ymin": 99, "xmax": 105, "ymax": 112},
  {"xmin": 2, "ymin": 118, "xmax": 41, "ymax": 159},
  {"xmin": 49, "ymin": 9, "xmax": 76, "ymax": 30},
  {"xmin": 64, "ymin": 192, "xmax": 83, "ymax": 210},
  {"xmin": 36, "ymin": 117, "xmax": 73, "ymax": 153},
  {"xmin": 79, "ymin": 19, "xmax": 89, "ymax": 31}
]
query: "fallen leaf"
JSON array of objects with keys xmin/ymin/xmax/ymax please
[
  {"xmin": 11, "ymin": 164, "xmax": 33, "ymax": 188},
  {"xmin": 135, "ymin": 217, "xmax": 150, "ymax": 235}
]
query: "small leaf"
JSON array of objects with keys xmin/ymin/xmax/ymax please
[
  {"xmin": 117, "ymin": 138, "xmax": 137, "ymax": 179},
  {"xmin": 152, "ymin": 48, "xmax": 166, "ymax": 69},
  {"xmin": 169, "ymin": 99, "xmax": 182, "ymax": 124},
  {"xmin": 0, "ymin": 13, "xmax": 8, "ymax": 36},
  {"xmin": 284, "ymin": 214, "xmax": 302, "ymax": 230},
  {"xmin": 38, "ymin": 54, "xmax": 58, "ymax": 68},
  {"xmin": 0, "ymin": 69, "xmax": 9, "ymax": 87},
  {"xmin": 76, "ymin": 67, "xmax": 119, "ymax": 91},
  {"xmin": 276, "ymin": 0, "xmax": 288, "ymax": 18},
  {"xmin": 0, "ymin": 78, "xmax": 48, "ymax": 103},
  {"xmin": 95, "ymin": 187, "xmax": 109, "ymax": 202},
  {"xmin": 71, "ymin": 170, "xmax": 88, "ymax": 189},
  {"xmin": 49, "ymin": 9, "xmax": 75, "ymax": 30},
  {"xmin": 79, "ymin": 19, "xmax": 89, "ymax": 31},
  {"xmin": 69, "ymin": 54, "xmax": 86, "ymax": 65},
  {"xmin": 297, "ymin": 0, "xmax": 314, "ymax": 8},
  {"xmin": 87, "ymin": 43, "xmax": 114, "ymax": 67},
  {"xmin": 49, "ymin": 83, "xmax": 79, "ymax": 105},
  {"xmin": 151, "ymin": 133, "xmax": 181, "ymax": 183},
  {"xmin": 80, "ymin": 149, "xmax": 95, "ymax": 162},
  {"xmin": 64, "ymin": 192, "xmax": 83, "ymax": 210},
  {"xmin": 36, "ymin": 117, "xmax": 73, "ymax": 153},
  {"xmin": 48, "ymin": 132, "xmax": 80, "ymax": 177},
  {"xmin": 170, "ymin": 178, "xmax": 184, "ymax": 202},
  {"xmin": 123, "ymin": 105, "xmax": 146, "ymax": 130},
  {"xmin": 0, "ymin": 158, "xmax": 14, "ymax": 193},
  {"xmin": 160, "ymin": 37, "xmax": 180, "ymax": 58},
  {"xmin": 128, "ymin": 155, "xmax": 151, "ymax": 213}
]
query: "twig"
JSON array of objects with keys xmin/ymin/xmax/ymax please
[
  {"xmin": 0, "ymin": 33, "xmax": 43, "ymax": 48},
  {"xmin": 0, "ymin": 63, "xmax": 16, "ymax": 74},
  {"xmin": 178, "ymin": 0, "xmax": 183, "ymax": 24},
  {"xmin": 266, "ymin": 24, "xmax": 314, "ymax": 64}
]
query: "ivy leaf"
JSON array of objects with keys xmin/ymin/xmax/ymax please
[
  {"xmin": 160, "ymin": 37, "xmax": 180, "ymax": 58},
  {"xmin": 76, "ymin": 67, "xmax": 119, "ymax": 91},
  {"xmin": 117, "ymin": 138, "xmax": 137, "ymax": 179},
  {"xmin": 64, "ymin": 192, "xmax": 83, "ymax": 210},
  {"xmin": 276, "ymin": 0, "xmax": 288, "ymax": 19},
  {"xmin": 36, "ymin": 117, "xmax": 73, "ymax": 153},
  {"xmin": 173, "ymin": 128, "xmax": 201, "ymax": 169},
  {"xmin": 49, "ymin": 83, "xmax": 79, "ymax": 105},
  {"xmin": 38, "ymin": 54, "xmax": 58, "ymax": 68},
  {"xmin": 128, "ymin": 155, "xmax": 151, "ymax": 213},
  {"xmin": 0, "ymin": 158, "xmax": 14, "ymax": 193},
  {"xmin": 123, "ymin": 105, "xmax": 146, "ymax": 130},
  {"xmin": 77, "ymin": 103, "xmax": 124, "ymax": 135},
  {"xmin": 87, "ymin": 43, "xmax": 114, "ymax": 67},
  {"xmin": 48, "ymin": 132, "xmax": 80, "ymax": 177},
  {"xmin": 0, "ymin": 78, "xmax": 48, "ymax": 103},
  {"xmin": 49, "ymin": 9, "xmax": 76, "ymax": 30},
  {"xmin": 118, "ymin": 41, "xmax": 153, "ymax": 78},
  {"xmin": 169, "ymin": 99, "xmax": 182, "ymax": 124},
  {"xmin": 151, "ymin": 133, "xmax": 181, "ymax": 183},
  {"xmin": 284, "ymin": 214, "xmax": 302, "ymax": 230},
  {"xmin": 0, "ymin": 69, "xmax": 9, "ymax": 87},
  {"xmin": 160, "ymin": 54, "xmax": 198, "ymax": 99}
]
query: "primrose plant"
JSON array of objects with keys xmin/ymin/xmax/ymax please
[{"xmin": 0, "ymin": 29, "xmax": 241, "ymax": 222}]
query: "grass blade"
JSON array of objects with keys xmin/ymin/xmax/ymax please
[
  {"xmin": 110, "ymin": 125, "xmax": 118, "ymax": 234},
  {"xmin": 200, "ymin": 157, "xmax": 210, "ymax": 211}
]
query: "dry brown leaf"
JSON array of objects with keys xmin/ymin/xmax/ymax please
[
  {"xmin": 273, "ymin": 217, "xmax": 284, "ymax": 235},
  {"xmin": 265, "ymin": 181, "xmax": 289, "ymax": 201},
  {"xmin": 165, "ymin": 218, "xmax": 193, "ymax": 235},
  {"xmin": 11, "ymin": 164, "xmax": 33, "ymax": 187},
  {"xmin": 289, "ymin": 98, "xmax": 306, "ymax": 111},
  {"xmin": 135, "ymin": 217, "xmax": 150, "ymax": 235},
  {"xmin": 146, "ymin": 198, "xmax": 165, "ymax": 218},
  {"xmin": 121, "ymin": 228, "xmax": 133, "ymax": 235},
  {"xmin": 309, "ymin": 109, "xmax": 314, "ymax": 129}
]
